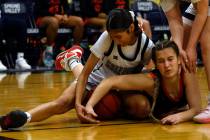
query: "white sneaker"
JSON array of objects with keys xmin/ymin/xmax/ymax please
[
  {"xmin": 0, "ymin": 61, "xmax": 7, "ymax": 71},
  {"xmin": 15, "ymin": 58, "xmax": 31, "ymax": 70},
  {"xmin": 55, "ymin": 45, "xmax": 83, "ymax": 71},
  {"xmin": 193, "ymin": 105, "xmax": 210, "ymax": 123}
]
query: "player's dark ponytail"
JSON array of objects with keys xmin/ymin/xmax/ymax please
[{"xmin": 106, "ymin": 8, "xmax": 141, "ymax": 35}]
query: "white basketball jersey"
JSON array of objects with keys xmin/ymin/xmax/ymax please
[{"xmin": 87, "ymin": 31, "xmax": 154, "ymax": 86}]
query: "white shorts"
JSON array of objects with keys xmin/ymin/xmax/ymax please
[{"xmin": 183, "ymin": 3, "xmax": 210, "ymax": 26}]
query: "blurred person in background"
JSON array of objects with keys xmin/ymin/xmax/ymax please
[
  {"xmin": 34, "ymin": 0, "xmax": 84, "ymax": 67},
  {"xmin": 82, "ymin": 0, "xmax": 152, "ymax": 42},
  {"xmin": 0, "ymin": 0, "xmax": 32, "ymax": 70}
]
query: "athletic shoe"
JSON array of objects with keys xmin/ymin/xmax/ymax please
[
  {"xmin": 0, "ymin": 61, "xmax": 7, "ymax": 71},
  {"xmin": 0, "ymin": 110, "xmax": 28, "ymax": 131},
  {"xmin": 55, "ymin": 45, "xmax": 83, "ymax": 71},
  {"xmin": 15, "ymin": 58, "xmax": 31, "ymax": 70},
  {"xmin": 193, "ymin": 105, "xmax": 210, "ymax": 123},
  {"xmin": 43, "ymin": 46, "xmax": 54, "ymax": 68}
]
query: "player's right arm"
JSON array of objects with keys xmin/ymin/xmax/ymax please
[
  {"xmin": 85, "ymin": 73, "xmax": 155, "ymax": 116},
  {"xmin": 75, "ymin": 53, "xmax": 99, "ymax": 122}
]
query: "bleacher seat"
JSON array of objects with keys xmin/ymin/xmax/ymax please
[
  {"xmin": 0, "ymin": 1, "xmax": 38, "ymax": 69},
  {"xmin": 131, "ymin": 0, "xmax": 170, "ymax": 42}
]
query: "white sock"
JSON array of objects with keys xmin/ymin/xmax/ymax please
[
  {"xmin": 25, "ymin": 112, "xmax": 32, "ymax": 124},
  {"xmin": 68, "ymin": 59, "xmax": 81, "ymax": 70}
]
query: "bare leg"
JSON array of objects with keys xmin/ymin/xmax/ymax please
[
  {"xmin": 72, "ymin": 63, "xmax": 84, "ymax": 78},
  {"xmin": 39, "ymin": 16, "xmax": 59, "ymax": 45},
  {"xmin": 192, "ymin": 17, "xmax": 210, "ymax": 123},
  {"xmin": 65, "ymin": 16, "xmax": 84, "ymax": 44},
  {"xmin": 0, "ymin": 46, "xmax": 85, "ymax": 130},
  {"xmin": 0, "ymin": 74, "xmax": 81, "ymax": 129},
  {"xmin": 29, "ymin": 81, "xmax": 77, "ymax": 122},
  {"xmin": 200, "ymin": 17, "xmax": 210, "ymax": 92},
  {"xmin": 29, "ymin": 58, "xmax": 84, "ymax": 122},
  {"xmin": 85, "ymin": 17, "xmax": 106, "ymax": 31}
]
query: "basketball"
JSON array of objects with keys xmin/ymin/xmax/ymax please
[{"xmin": 84, "ymin": 89, "xmax": 121, "ymax": 120}]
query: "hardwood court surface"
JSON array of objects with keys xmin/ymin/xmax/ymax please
[{"xmin": 0, "ymin": 68, "xmax": 210, "ymax": 140}]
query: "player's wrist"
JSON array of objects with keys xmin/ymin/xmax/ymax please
[{"xmin": 75, "ymin": 102, "xmax": 82, "ymax": 108}]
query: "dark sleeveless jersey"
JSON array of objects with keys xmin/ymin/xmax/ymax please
[{"xmin": 150, "ymin": 69, "xmax": 188, "ymax": 120}]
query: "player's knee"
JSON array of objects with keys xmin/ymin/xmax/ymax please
[
  {"xmin": 123, "ymin": 94, "xmax": 150, "ymax": 119},
  {"xmin": 127, "ymin": 99, "xmax": 150, "ymax": 119},
  {"xmin": 53, "ymin": 98, "xmax": 72, "ymax": 114},
  {"xmin": 73, "ymin": 17, "xmax": 84, "ymax": 27},
  {"xmin": 48, "ymin": 18, "xmax": 59, "ymax": 28}
]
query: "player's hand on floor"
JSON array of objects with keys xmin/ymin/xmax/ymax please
[
  {"xmin": 84, "ymin": 114, "xmax": 100, "ymax": 124},
  {"xmin": 85, "ymin": 104, "xmax": 98, "ymax": 118},
  {"xmin": 76, "ymin": 104, "xmax": 99, "ymax": 123},
  {"xmin": 75, "ymin": 104, "xmax": 89, "ymax": 123},
  {"xmin": 83, "ymin": 105, "xmax": 100, "ymax": 123},
  {"xmin": 161, "ymin": 114, "xmax": 182, "ymax": 125}
]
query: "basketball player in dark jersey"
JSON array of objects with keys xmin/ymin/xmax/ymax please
[
  {"xmin": 84, "ymin": 40, "xmax": 201, "ymax": 125},
  {"xmin": 158, "ymin": 0, "xmax": 210, "ymax": 124}
]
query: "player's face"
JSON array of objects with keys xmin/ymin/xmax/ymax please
[
  {"xmin": 109, "ymin": 25, "xmax": 135, "ymax": 47},
  {"xmin": 155, "ymin": 48, "xmax": 180, "ymax": 79},
  {"xmin": 109, "ymin": 30, "xmax": 131, "ymax": 46}
]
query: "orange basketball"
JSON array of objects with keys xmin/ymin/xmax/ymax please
[{"xmin": 84, "ymin": 90, "xmax": 121, "ymax": 120}]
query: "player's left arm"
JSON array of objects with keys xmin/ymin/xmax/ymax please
[{"xmin": 183, "ymin": 72, "xmax": 201, "ymax": 119}]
